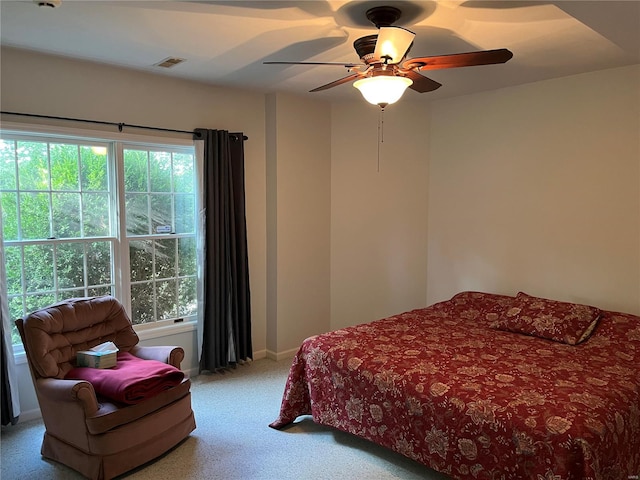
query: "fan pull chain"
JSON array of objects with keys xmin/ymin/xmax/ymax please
[{"xmin": 377, "ymin": 107, "xmax": 385, "ymax": 172}]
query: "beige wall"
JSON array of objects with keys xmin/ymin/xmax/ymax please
[
  {"xmin": 330, "ymin": 101, "xmax": 430, "ymax": 330},
  {"xmin": 427, "ymin": 65, "xmax": 640, "ymax": 315},
  {"xmin": 265, "ymin": 93, "xmax": 331, "ymax": 357}
]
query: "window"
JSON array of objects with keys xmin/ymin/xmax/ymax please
[
  {"xmin": 0, "ymin": 131, "xmax": 198, "ymax": 346},
  {"xmin": 123, "ymin": 146, "xmax": 198, "ymax": 324}
]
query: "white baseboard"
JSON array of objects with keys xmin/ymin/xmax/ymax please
[
  {"xmin": 252, "ymin": 349, "xmax": 267, "ymax": 360},
  {"xmin": 253, "ymin": 347, "xmax": 299, "ymax": 362},
  {"xmin": 264, "ymin": 348, "xmax": 298, "ymax": 361},
  {"xmin": 18, "ymin": 408, "xmax": 42, "ymax": 423}
]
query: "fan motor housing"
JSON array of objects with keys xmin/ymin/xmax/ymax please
[
  {"xmin": 353, "ymin": 35, "xmax": 378, "ymax": 62},
  {"xmin": 366, "ymin": 6, "xmax": 402, "ymax": 28}
]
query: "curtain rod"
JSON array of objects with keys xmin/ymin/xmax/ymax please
[{"xmin": 0, "ymin": 111, "xmax": 248, "ymax": 141}]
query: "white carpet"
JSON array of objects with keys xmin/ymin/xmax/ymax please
[{"xmin": 1, "ymin": 358, "xmax": 449, "ymax": 479}]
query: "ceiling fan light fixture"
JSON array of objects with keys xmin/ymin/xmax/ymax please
[{"xmin": 353, "ymin": 76, "xmax": 413, "ymax": 107}]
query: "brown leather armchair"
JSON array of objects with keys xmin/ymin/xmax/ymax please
[{"xmin": 15, "ymin": 295, "xmax": 196, "ymax": 480}]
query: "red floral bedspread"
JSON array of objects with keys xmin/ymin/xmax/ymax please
[{"xmin": 270, "ymin": 292, "xmax": 640, "ymax": 479}]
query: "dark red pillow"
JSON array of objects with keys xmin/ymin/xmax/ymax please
[
  {"xmin": 493, "ymin": 292, "xmax": 601, "ymax": 345},
  {"xmin": 449, "ymin": 291, "xmax": 516, "ymax": 324}
]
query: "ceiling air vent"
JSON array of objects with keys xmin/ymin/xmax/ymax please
[
  {"xmin": 34, "ymin": 0, "xmax": 62, "ymax": 7},
  {"xmin": 154, "ymin": 57, "xmax": 186, "ymax": 68}
]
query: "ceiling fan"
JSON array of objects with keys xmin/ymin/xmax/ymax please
[{"xmin": 264, "ymin": 5, "xmax": 513, "ymax": 108}]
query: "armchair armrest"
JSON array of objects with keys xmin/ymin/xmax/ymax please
[
  {"xmin": 37, "ymin": 377, "xmax": 99, "ymax": 415},
  {"xmin": 35, "ymin": 378, "xmax": 101, "ymax": 449},
  {"xmin": 130, "ymin": 345, "xmax": 185, "ymax": 369}
]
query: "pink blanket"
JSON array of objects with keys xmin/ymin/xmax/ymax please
[{"xmin": 66, "ymin": 351, "xmax": 184, "ymax": 404}]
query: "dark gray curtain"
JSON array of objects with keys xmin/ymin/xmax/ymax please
[
  {"xmin": 1, "ymin": 322, "xmax": 19, "ymax": 426},
  {"xmin": 194, "ymin": 129, "xmax": 252, "ymax": 372}
]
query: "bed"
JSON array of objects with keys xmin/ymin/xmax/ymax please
[{"xmin": 270, "ymin": 291, "xmax": 640, "ymax": 479}]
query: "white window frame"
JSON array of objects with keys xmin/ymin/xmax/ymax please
[{"xmin": 1, "ymin": 121, "xmax": 200, "ymax": 361}]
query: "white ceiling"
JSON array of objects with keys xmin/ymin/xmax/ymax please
[{"xmin": 1, "ymin": 0, "xmax": 639, "ymax": 103}]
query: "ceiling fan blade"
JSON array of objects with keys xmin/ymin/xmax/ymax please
[
  {"xmin": 264, "ymin": 61, "xmax": 363, "ymax": 67},
  {"xmin": 403, "ymin": 48, "xmax": 513, "ymax": 71},
  {"xmin": 373, "ymin": 26, "xmax": 416, "ymax": 64},
  {"xmin": 309, "ymin": 73, "xmax": 363, "ymax": 92},
  {"xmin": 403, "ymin": 70, "xmax": 442, "ymax": 93}
]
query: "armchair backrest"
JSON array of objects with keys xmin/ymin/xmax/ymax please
[{"xmin": 16, "ymin": 296, "xmax": 139, "ymax": 379}]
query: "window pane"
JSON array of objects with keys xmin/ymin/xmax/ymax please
[
  {"xmin": 131, "ymin": 282, "xmax": 154, "ymax": 324},
  {"xmin": 50, "ymin": 143, "xmax": 79, "ymax": 191},
  {"xmin": 0, "ymin": 192, "xmax": 18, "ymax": 241},
  {"xmin": 17, "ymin": 141, "xmax": 49, "ymax": 191},
  {"xmin": 173, "ymin": 152, "xmax": 194, "ymax": 194},
  {"xmin": 0, "ymin": 139, "xmax": 17, "ymax": 190},
  {"xmin": 87, "ymin": 241, "xmax": 112, "ymax": 286},
  {"xmin": 150, "ymin": 151, "xmax": 171, "ymax": 192},
  {"xmin": 20, "ymin": 192, "xmax": 51, "ymax": 239},
  {"xmin": 52, "ymin": 192, "xmax": 81, "ymax": 238},
  {"xmin": 124, "ymin": 149, "xmax": 148, "ymax": 192},
  {"xmin": 80, "ymin": 145, "xmax": 108, "ymax": 191},
  {"xmin": 178, "ymin": 237, "xmax": 196, "ymax": 276},
  {"xmin": 129, "ymin": 240, "xmax": 153, "ymax": 282},
  {"xmin": 83, "ymin": 193, "xmax": 110, "ymax": 237},
  {"xmin": 175, "ymin": 195, "xmax": 194, "ymax": 234},
  {"xmin": 156, "ymin": 278, "xmax": 177, "ymax": 320},
  {"xmin": 150, "ymin": 194, "xmax": 172, "ymax": 233},
  {"xmin": 24, "ymin": 244, "xmax": 53, "ymax": 292},
  {"xmin": 56, "ymin": 242, "xmax": 85, "ymax": 289},
  {"xmin": 88, "ymin": 286, "xmax": 112, "ymax": 297},
  {"xmin": 155, "ymin": 239, "xmax": 176, "ymax": 279},
  {"xmin": 59, "ymin": 289, "xmax": 85, "ymax": 301},
  {"xmin": 4, "ymin": 246, "xmax": 22, "ymax": 295},
  {"xmin": 126, "ymin": 193, "xmax": 150, "ymax": 235},
  {"xmin": 25, "ymin": 293, "xmax": 55, "ymax": 315},
  {"xmin": 178, "ymin": 277, "xmax": 197, "ymax": 317}
]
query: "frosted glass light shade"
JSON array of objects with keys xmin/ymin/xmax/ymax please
[{"xmin": 353, "ymin": 76, "xmax": 413, "ymax": 107}]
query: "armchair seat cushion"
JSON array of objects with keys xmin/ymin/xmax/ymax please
[{"xmin": 86, "ymin": 378, "xmax": 192, "ymax": 435}]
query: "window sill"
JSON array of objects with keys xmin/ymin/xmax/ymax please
[{"xmin": 135, "ymin": 320, "xmax": 197, "ymax": 341}]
